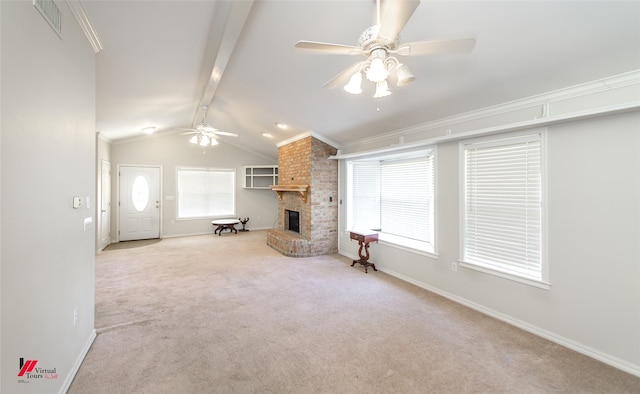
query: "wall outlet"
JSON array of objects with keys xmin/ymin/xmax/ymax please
[
  {"xmin": 73, "ymin": 308, "xmax": 78, "ymax": 326},
  {"xmin": 451, "ymin": 262, "xmax": 458, "ymax": 272}
]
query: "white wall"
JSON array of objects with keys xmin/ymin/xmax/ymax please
[
  {"xmin": 1, "ymin": 4, "xmax": 3, "ymax": 390},
  {"xmin": 1, "ymin": 2, "xmax": 96, "ymax": 392},
  {"xmin": 111, "ymin": 132, "xmax": 278, "ymax": 239},
  {"xmin": 338, "ymin": 75, "xmax": 640, "ymax": 376}
]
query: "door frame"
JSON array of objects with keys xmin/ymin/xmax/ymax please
[
  {"xmin": 98, "ymin": 159, "xmax": 111, "ymax": 252},
  {"xmin": 116, "ymin": 164, "xmax": 163, "ymax": 242}
]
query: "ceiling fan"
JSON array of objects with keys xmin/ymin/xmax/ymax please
[
  {"xmin": 179, "ymin": 105, "xmax": 238, "ymax": 146},
  {"xmin": 294, "ymin": 0, "xmax": 476, "ymax": 97}
]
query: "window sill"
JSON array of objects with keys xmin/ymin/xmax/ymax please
[{"xmin": 458, "ymin": 260, "xmax": 551, "ymax": 290}]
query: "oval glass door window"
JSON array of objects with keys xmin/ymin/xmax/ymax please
[{"xmin": 132, "ymin": 175, "xmax": 150, "ymax": 212}]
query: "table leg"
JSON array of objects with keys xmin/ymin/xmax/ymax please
[
  {"xmin": 212, "ymin": 222, "xmax": 240, "ymax": 236},
  {"xmin": 351, "ymin": 240, "xmax": 377, "ymax": 273}
]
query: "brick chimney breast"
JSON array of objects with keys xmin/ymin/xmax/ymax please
[{"xmin": 267, "ymin": 136, "xmax": 338, "ymax": 257}]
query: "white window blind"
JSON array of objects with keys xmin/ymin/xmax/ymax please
[
  {"xmin": 349, "ymin": 161, "xmax": 381, "ymax": 231},
  {"xmin": 462, "ymin": 133, "xmax": 543, "ymax": 281},
  {"xmin": 380, "ymin": 157, "xmax": 434, "ymax": 242},
  {"xmin": 348, "ymin": 152, "xmax": 435, "ymax": 251},
  {"xmin": 177, "ymin": 167, "xmax": 235, "ymax": 219}
]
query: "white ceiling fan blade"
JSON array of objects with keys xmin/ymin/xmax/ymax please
[
  {"xmin": 295, "ymin": 40, "xmax": 363, "ymax": 55},
  {"xmin": 377, "ymin": 0, "xmax": 420, "ymax": 44},
  {"xmin": 394, "ymin": 38, "xmax": 476, "ymax": 56},
  {"xmin": 213, "ymin": 131, "xmax": 239, "ymax": 137},
  {"xmin": 323, "ymin": 61, "xmax": 367, "ymax": 89}
]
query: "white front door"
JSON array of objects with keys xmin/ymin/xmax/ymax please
[
  {"xmin": 100, "ymin": 160, "xmax": 111, "ymax": 250},
  {"xmin": 119, "ymin": 166, "xmax": 161, "ymax": 241}
]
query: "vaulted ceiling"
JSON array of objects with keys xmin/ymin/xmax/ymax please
[{"xmin": 84, "ymin": 0, "xmax": 640, "ymax": 159}]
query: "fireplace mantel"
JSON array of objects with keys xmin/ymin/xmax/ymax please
[{"xmin": 270, "ymin": 184, "xmax": 309, "ymax": 203}]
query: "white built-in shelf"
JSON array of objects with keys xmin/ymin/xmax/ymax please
[{"xmin": 244, "ymin": 165, "xmax": 278, "ymax": 189}]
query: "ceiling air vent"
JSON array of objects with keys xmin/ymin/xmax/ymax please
[{"xmin": 33, "ymin": 0, "xmax": 62, "ymax": 38}]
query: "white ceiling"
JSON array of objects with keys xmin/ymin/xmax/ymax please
[{"xmin": 85, "ymin": 0, "xmax": 640, "ymax": 159}]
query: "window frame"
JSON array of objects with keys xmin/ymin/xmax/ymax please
[
  {"xmin": 176, "ymin": 166, "xmax": 236, "ymax": 220},
  {"xmin": 459, "ymin": 129, "xmax": 549, "ymax": 289},
  {"xmin": 345, "ymin": 148, "xmax": 437, "ymax": 256}
]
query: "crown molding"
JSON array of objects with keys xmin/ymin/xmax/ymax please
[
  {"xmin": 340, "ymin": 70, "xmax": 640, "ymax": 151},
  {"xmin": 96, "ymin": 131, "xmax": 112, "ymax": 144},
  {"xmin": 331, "ymin": 100, "xmax": 640, "ymax": 160},
  {"xmin": 66, "ymin": 0, "xmax": 103, "ymax": 53}
]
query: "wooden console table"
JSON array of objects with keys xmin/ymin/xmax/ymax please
[{"xmin": 350, "ymin": 230, "xmax": 378, "ymax": 273}]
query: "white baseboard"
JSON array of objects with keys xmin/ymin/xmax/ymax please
[
  {"xmin": 161, "ymin": 231, "xmax": 215, "ymax": 238},
  {"xmin": 107, "ymin": 228, "xmax": 273, "ymax": 243},
  {"xmin": 59, "ymin": 329, "xmax": 96, "ymax": 393},
  {"xmin": 337, "ymin": 250, "xmax": 639, "ymax": 377},
  {"xmin": 161, "ymin": 227, "xmax": 271, "ymax": 239},
  {"xmin": 228, "ymin": 226, "xmax": 272, "ymax": 231}
]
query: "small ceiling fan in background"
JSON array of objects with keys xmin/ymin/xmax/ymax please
[
  {"xmin": 295, "ymin": 0, "xmax": 476, "ymax": 97},
  {"xmin": 179, "ymin": 105, "xmax": 238, "ymax": 146}
]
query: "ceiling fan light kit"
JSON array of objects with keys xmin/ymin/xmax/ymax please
[
  {"xmin": 344, "ymin": 51, "xmax": 414, "ymax": 97},
  {"xmin": 374, "ymin": 80, "xmax": 391, "ymax": 98},
  {"xmin": 180, "ymin": 104, "xmax": 238, "ymax": 145},
  {"xmin": 295, "ymin": 0, "xmax": 475, "ymax": 98},
  {"xmin": 365, "ymin": 51, "xmax": 389, "ymax": 83},
  {"xmin": 344, "ymin": 71, "xmax": 364, "ymax": 94},
  {"xmin": 189, "ymin": 134, "xmax": 219, "ymax": 147},
  {"xmin": 395, "ymin": 63, "xmax": 416, "ymax": 87}
]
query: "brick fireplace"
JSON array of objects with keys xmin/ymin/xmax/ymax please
[{"xmin": 267, "ymin": 135, "xmax": 338, "ymax": 257}]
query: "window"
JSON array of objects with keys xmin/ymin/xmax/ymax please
[
  {"xmin": 461, "ymin": 131, "xmax": 547, "ymax": 286},
  {"xmin": 347, "ymin": 149, "xmax": 435, "ymax": 254},
  {"xmin": 177, "ymin": 167, "xmax": 235, "ymax": 219}
]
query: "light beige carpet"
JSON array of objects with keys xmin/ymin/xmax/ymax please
[{"xmin": 69, "ymin": 230, "xmax": 639, "ymax": 393}]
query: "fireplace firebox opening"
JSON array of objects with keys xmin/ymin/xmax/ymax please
[{"xmin": 286, "ymin": 209, "xmax": 300, "ymax": 233}]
